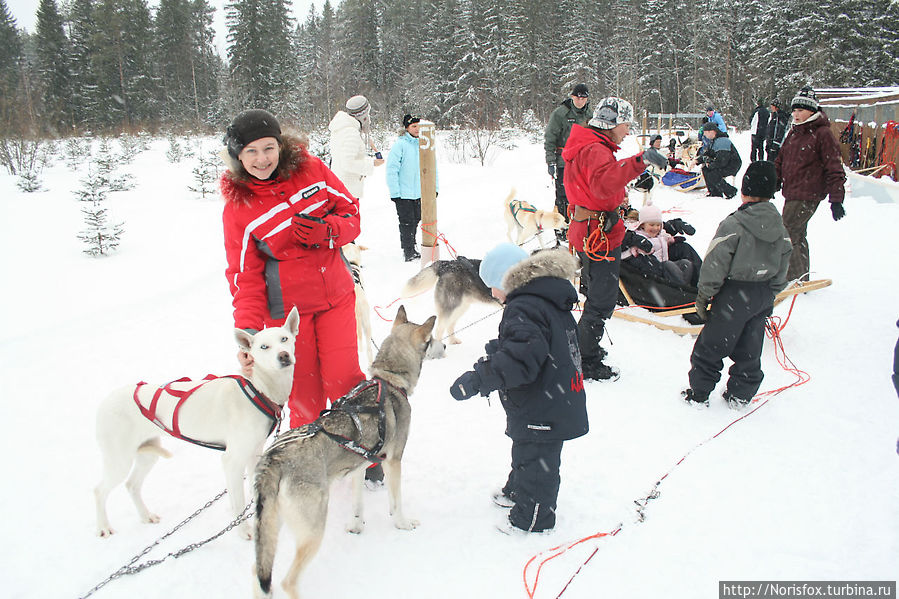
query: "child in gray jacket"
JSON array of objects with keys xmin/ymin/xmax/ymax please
[{"xmin": 682, "ymin": 161, "xmax": 792, "ymax": 409}]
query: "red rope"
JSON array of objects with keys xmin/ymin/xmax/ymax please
[{"xmin": 419, "ymin": 221, "xmax": 459, "ymax": 259}]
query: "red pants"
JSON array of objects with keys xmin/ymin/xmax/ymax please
[{"xmin": 288, "ymin": 292, "xmax": 365, "ymax": 427}]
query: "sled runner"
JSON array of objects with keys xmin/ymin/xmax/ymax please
[{"xmin": 612, "ymin": 263, "xmax": 832, "ymax": 335}]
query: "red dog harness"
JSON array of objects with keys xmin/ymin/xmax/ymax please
[{"xmin": 133, "ymin": 375, "xmax": 281, "ymax": 451}]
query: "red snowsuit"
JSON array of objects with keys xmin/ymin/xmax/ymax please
[
  {"xmin": 561, "ymin": 124, "xmax": 645, "ymax": 253},
  {"xmin": 221, "ymin": 138, "xmax": 365, "ymax": 427}
]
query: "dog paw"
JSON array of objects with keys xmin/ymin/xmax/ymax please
[
  {"xmin": 345, "ymin": 517, "xmax": 365, "ymax": 535},
  {"xmin": 393, "ymin": 517, "xmax": 419, "ymax": 530},
  {"xmin": 448, "ymin": 337, "xmax": 462, "ymax": 345},
  {"xmin": 97, "ymin": 527, "xmax": 115, "ymax": 538},
  {"xmin": 143, "ymin": 513, "xmax": 161, "ymax": 524}
]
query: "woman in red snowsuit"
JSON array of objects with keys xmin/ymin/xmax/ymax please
[{"xmin": 220, "ymin": 109, "xmax": 365, "ymax": 427}]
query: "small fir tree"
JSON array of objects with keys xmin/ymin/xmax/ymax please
[
  {"xmin": 166, "ymin": 134, "xmax": 185, "ymax": 163},
  {"xmin": 75, "ymin": 168, "xmax": 124, "ymax": 256},
  {"xmin": 95, "ymin": 137, "xmax": 135, "ymax": 191},
  {"xmin": 188, "ymin": 147, "xmax": 220, "ymax": 199}
]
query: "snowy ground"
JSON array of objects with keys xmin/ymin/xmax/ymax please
[{"xmin": 1, "ymin": 130, "xmax": 897, "ymax": 599}]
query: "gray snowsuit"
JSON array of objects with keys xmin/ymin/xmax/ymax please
[{"xmin": 688, "ymin": 201, "xmax": 792, "ymax": 400}]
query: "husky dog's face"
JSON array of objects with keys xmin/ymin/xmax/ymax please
[{"xmin": 235, "ymin": 307, "xmax": 299, "ymax": 371}]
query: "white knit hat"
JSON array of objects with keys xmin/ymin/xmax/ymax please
[
  {"xmin": 637, "ymin": 205, "xmax": 663, "ymax": 227},
  {"xmin": 345, "ymin": 95, "xmax": 370, "ymax": 118}
]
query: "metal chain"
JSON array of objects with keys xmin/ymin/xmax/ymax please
[{"xmin": 78, "ymin": 489, "xmax": 252, "ymax": 599}]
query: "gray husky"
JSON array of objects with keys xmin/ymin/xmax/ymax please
[
  {"xmin": 402, "ymin": 256, "xmax": 499, "ymax": 345},
  {"xmin": 252, "ymin": 305, "xmax": 435, "ymax": 599}
]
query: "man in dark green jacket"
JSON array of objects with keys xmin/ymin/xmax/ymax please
[{"xmin": 544, "ymin": 83, "xmax": 593, "ymax": 241}]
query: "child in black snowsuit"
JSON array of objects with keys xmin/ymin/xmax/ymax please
[
  {"xmin": 450, "ymin": 243, "xmax": 587, "ymax": 534},
  {"xmin": 683, "ymin": 161, "xmax": 793, "ymax": 409}
]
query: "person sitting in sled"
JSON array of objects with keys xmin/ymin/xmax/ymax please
[{"xmin": 622, "ymin": 205, "xmax": 701, "ymax": 286}]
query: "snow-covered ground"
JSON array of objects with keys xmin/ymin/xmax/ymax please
[{"xmin": 1, "ymin": 130, "xmax": 896, "ymax": 599}]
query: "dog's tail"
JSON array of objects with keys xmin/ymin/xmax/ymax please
[
  {"xmin": 401, "ymin": 263, "xmax": 439, "ymax": 298},
  {"xmin": 253, "ymin": 455, "xmax": 283, "ymax": 596},
  {"xmin": 137, "ymin": 439, "xmax": 172, "ymax": 459}
]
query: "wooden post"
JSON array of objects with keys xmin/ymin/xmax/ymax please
[{"xmin": 418, "ymin": 121, "xmax": 439, "ymax": 266}]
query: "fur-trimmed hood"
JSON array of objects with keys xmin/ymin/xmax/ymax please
[
  {"xmin": 220, "ymin": 132, "xmax": 310, "ymax": 205},
  {"xmin": 503, "ymin": 249, "xmax": 578, "ymax": 294}
]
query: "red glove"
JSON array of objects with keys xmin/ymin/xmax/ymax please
[{"xmin": 293, "ymin": 213, "xmax": 332, "ymax": 248}]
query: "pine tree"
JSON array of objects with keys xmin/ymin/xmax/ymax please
[
  {"xmin": 35, "ymin": 0, "xmax": 72, "ymax": 135},
  {"xmin": 0, "ymin": 0, "xmax": 24, "ymax": 134},
  {"xmin": 90, "ymin": 0, "xmax": 156, "ymax": 130},
  {"xmin": 226, "ymin": 0, "xmax": 295, "ymax": 113},
  {"xmin": 66, "ymin": 0, "xmax": 99, "ymax": 130},
  {"xmin": 188, "ymin": 146, "xmax": 220, "ymax": 198},
  {"xmin": 75, "ymin": 168, "xmax": 124, "ymax": 256}
]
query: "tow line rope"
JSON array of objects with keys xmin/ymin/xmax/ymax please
[{"xmin": 524, "ymin": 295, "xmax": 809, "ymax": 599}]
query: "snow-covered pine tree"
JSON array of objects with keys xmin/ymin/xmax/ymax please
[
  {"xmin": 75, "ymin": 169, "xmax": 123, "ymax": 256},
  {"xmin": 165, "ymin": 134, "xmax": 184, "ymax": 162},
  {"xmin": 65, "ymin": 0, "xmax": 100, "ymax": 130},
  {"xmin": 0, "ymin": 0, "xmax": 24, "ymax": 135},
  {"xmin": 63, "ymin": 136, "xmax": 89, "ymax": 170},
  {"xmin": 35, "ymin": 0, "xmax": 72, "ymax": 136},
  {"xmin": 188, "ymin": 146, "xmax": 220, "ymax": 199},
  {"xmin": 95, "ymin": 137, "xmax": 134, "ymax": 191},
  {"xmin": 90, "ymin": 0, "xmax": 156, "ymax": 130}
]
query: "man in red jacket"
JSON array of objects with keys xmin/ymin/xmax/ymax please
[
  {"xmin": 775, "ymin": 87, "xmax": 846, "ymax": 282},
  {"xmin": 562, "ymin": 97, "xmax": 650, "ymax": 381}
]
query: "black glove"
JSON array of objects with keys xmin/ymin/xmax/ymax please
[
  {"xmin": 634, "ymin": 171, "xmax": 654, "ymax": 191},
  {"xmin": 830, "ymin": 203, "xmax": 845, "ymax": 221},
  {"xmin": 292, "ymin": 213, "xmax": 332, "ymax": 248},
  {"xmin": 450, "ymin": 371, "xmax": 481, "ymax": 400},
  {"xmin": 547, "ymin": 164, "xmax": 556, "ymax": 178},
  {"xmin": 663, "ymin": 218, "xmax": 696, "ymax": 236},
  {"xmin": 623, "ymin": 229, "xmax": 653, "ymax": 253},
  {"xmin": 601, "ymin": 210, "xmax": 619, "ymax": 233},
  {"xmin": 694, "ymin": 295, "xmax": 710, "ymax": 322}
]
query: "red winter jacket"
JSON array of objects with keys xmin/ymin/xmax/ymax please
[
  {"xmin": 775, "ymin": 111, "xmax": 846, "ymax": 205},
  {"xmin": 561, "ymin": 124, "xmax": 646, "ymax": 252},
  {"xmin": 221, "ymin": 139, "xmax": 361, "ymax": 331}
]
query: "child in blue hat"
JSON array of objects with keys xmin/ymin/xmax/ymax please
[{"xmin": 450, "ymin": 244, "xmax": 587, "ymax": 534}]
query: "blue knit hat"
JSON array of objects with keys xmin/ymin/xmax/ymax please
[{"xmin": 479, "ymin": 243, "xmax": 528, "ymax": 291}]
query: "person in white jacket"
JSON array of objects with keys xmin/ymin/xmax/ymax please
[{"xmin": 328, "ymin": 95, "xmax": 384, "ymax": 198}]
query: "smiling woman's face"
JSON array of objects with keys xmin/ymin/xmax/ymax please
[{"xmin": 238, "ymin": 137, "xmax": 281, "ymax": 179}]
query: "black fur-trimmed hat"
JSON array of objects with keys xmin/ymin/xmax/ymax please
[
  {"xmin": 224, "ymin": 109, "xmax": 282, "ymax": 159},
  {"xmin": 791, "ymin": 87, "xmax": 819, "ymax": 113},
  {"xmin": 741, "ymin": 160, "xmax": 778, "ymax": 199},
  {"xmin": 402, "ymin": 114, "xmax": 421, "ymax": 129}
]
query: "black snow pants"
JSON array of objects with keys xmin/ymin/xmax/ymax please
[
  {"xmin": 688, "ymin": 280, "xmax": 774, "ymax": 401},
  {"xmin": 502, "ymin": 439, "xmax": 564, "ymax": 532}
]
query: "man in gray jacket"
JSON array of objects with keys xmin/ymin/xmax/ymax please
[
  {"xmin": 545, "ymin": 83, "xmax": 593, "ymax": 241},
  {"xmin": 682, "ymin": 161, "xmax": 793, "ymax": 409}
]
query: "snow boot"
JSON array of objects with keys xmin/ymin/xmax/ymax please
[
  {"xmin": 681, "ymin": 388, "xmax": 710, "ymax": 408},
  {"xmin": 723, "ymin": 390, "xmax": 751, "ymax": 410},
  {"xmin": 583, "ymin": 360, "xmax": 620, "ymax": 382}
]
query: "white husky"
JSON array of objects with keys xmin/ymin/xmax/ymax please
[{"xmin": 93, "ymin": 307, "xmax": 299, "ymax": 539}]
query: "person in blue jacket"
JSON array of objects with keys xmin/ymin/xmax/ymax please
[
  {"xmin": 705, "ymin": 105, "xmax": 728, "ymax": 133},
  {"xmin": 450, "ymin": 244, "xmax": 587, "ymax": 534},
  {"xmin": 385, "ymin": 114, "xmax": 438, "ymax": 261}
]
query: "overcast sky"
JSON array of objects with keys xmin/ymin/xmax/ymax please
[{"xmin": 6, "ymin": 0, "xmax": 325, "ymax": 53}]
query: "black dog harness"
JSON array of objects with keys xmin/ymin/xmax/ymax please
[
  {"xmin": 277, "ymin": 377, "xmax": 403, "ymax": 464},
  {"xmin": 133, "ymin": 375, "xmax": 281, "ymax": 451}
]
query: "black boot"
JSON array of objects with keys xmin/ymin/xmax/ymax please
[{"xmin": 399, "ymin": 223, "xmax": 418, "ymax": 261}]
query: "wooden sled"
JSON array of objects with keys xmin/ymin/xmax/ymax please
[{"xmin": 611, "ymin": 278, "xmax": 832, "ymax": 336}]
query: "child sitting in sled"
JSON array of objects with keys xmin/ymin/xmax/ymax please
[{"xmin": 622, "ymin": 205, "xmax": 702, "ymax": 286}]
